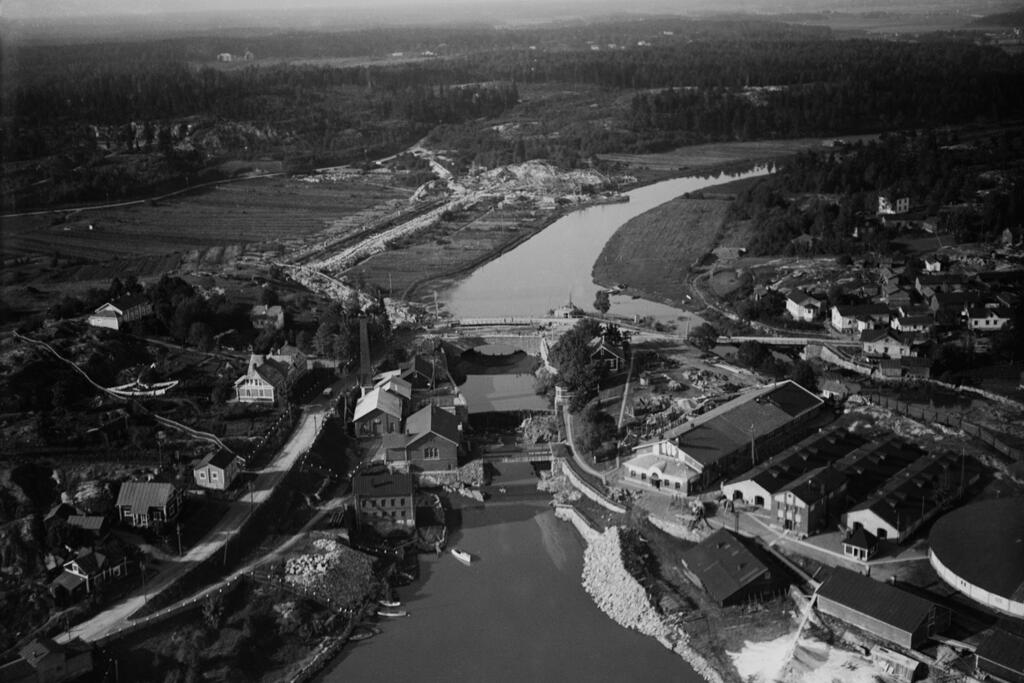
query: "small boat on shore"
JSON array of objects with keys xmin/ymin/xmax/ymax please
[
  {"xmin": 451, "ymin": 548, "xmax": 473, "ymax": 565},
  {"xmin": 350, "ymin": 629, "xmax": 377, "ymax": 642},
  {"xmin": 377, "ymin": 608, "xmax": 408, "ymax": 618},
  {"xmin": 379, "ymin": 599, "xmax": 401, "ymax": 608}
]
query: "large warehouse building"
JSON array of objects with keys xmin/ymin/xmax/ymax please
[{"xmin": 928, "ymin": 497, "xmax": 1024, "ymax": 619}]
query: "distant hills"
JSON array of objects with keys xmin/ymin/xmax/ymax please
[{"xmin": 970, "ymin": 8, "xmax": 1024, "ymax": 26}]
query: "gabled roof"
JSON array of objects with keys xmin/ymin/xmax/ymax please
[
  {"xmin": 115, "ymin": 481, "xmax": 177, "ymax": 515},
  {"xmin": 195, "ymin": 450, "xmax": 238, "ymax": 471},
  {"xmin": 817, "ymin": 567, "xmax": 934, "ymax": 634},
  {"xmin": 860, "ymin": 328, "xmax": 910, "ymax": 345},
  {"xmin": 250, "ymin": 304, "xmax": 283, "ymax": 318},
  {"xmin": 404, "ymin": 404, "xmax": 461, "ymax": 445},
  {"xmin": 352, "ymin": 386, "xmax": 404, "ymax": 422},
  {"xmin": 254, "ymin": 358, "xmax": 289, "ymax": 389},
  {"xmin": 375, "ymin": 376, "xmax": 412, "ymax": 401},
  {"xmin": 834, "ymin": 304, "xmax": 890, "ymax": 317},
  {"xmin": 787, "ymin": 290, "xmax": 821, "ymax": 307},
  {"xmin": 680, "ymin": 529, "xmax": 775, "ymax": 604},
  {"xmin": 400, "ymin": 355, "xmax": 436, "ymax": 382},
  {"xmin": 777, "ymin": 465, "xmax": 845, "ymax": 504}
]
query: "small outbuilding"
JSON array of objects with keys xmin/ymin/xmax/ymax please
[{"xmin": 193, "ymin": 451, "xmax": 241, "ymax": 491}]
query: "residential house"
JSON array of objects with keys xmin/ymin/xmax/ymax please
[
  {"xmin": 250, "ymin": 304, "xmax": 285, "ymax": 331},
  {"xmin": 233, "ymin": 355, "xmax": 290, "ymax": 404},
  {"xmin": 115, "ymin": 481, "xmax": 182, "ymax": 528},
  {"xmin": 589, "ymin": 334, "xmax": 626, "ymax": 371},
  {"xmin": 976, "ymin": 629, "xmax": 1024, "ymax": 683},
  {"xmin": 50, "ymin": 547, "xmax": 129, "ymax": 602},
  {"xmin": 891, "ymin": 314, "xmax": 933, "ymax": 335},
  {"xmin": 860, "ymin": 328, "xmax": 914, "ymax": 359},
  {"xmin": 65, "ymin": 515, "xmax": 108, "ymax": 537},
  {"xmin": 816, "ymin": 567, "xmax": 950, "ymax": 649},
  {"xmin": 878, "ymin": 196, "xmax": 910, "ymax": 215},
  {"xmin": 771, "ymin": 466, "xmax": 847, "ymax": 536},
  {"xmin": 382, "ymin": 404, "xmax": 462, "ymax": 472},
  {"xmin": 193, "ymin": 451, "xmax": 241, "ymax": 491},
  {"xmin": 679, "ymin": 529, "xmax": 788, "ymax": 606},
  {"xmin": 883, "ymin": 287, "xmax": 914, "ymax": 308},
  {"xmin": 353, "ymin": 385, "xmax": 405, "ymax": 438},
  {"xmin": 625, "ymin": 440, "xmax": 704, "ymax": 495},
  {"xmin": 86, "ymin": 294, "xmax": 152, "ymax": 331},
  {"xmin": 786, "ymin": 290, "xmax": 823, "ymax": 322},
  {"xmin": 352, "ymin": 469, "xmax": 415, "ymax": 529},
  {"xmin": 923, "ymin": 256, "xmax": 944, "ymax": 272},
  {"xmin": 842, "ymin": 527, "xmax": 879, "ymax": 562},
  {"xmin": 965, "ymin": 305, "xmax": 1011, "ymax": 332},
  {"xmin": 831, "ymin": 304, "xmax": 891, "ymax": 333},
  {"xmin": 0, "ymin": 638, "xmax": 93, "ymax": 683},
  {"xmin": 916, "ymin": 273, "xmax": 967, "ymax": 295}
]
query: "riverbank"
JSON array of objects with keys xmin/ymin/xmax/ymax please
[
  {"xmin": 572, "ymin": 521, "xmax": 727, "ymax": 683},
  {"xmin": 592, "ymin": 196, "xmax": 733, "ymax": 310}
]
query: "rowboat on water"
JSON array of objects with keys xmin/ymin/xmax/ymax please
[
  {"xmin": 451, "ymin": 548, "xmax": 472, "ymax": 565},
  {"xmin": 377, "ymin": 608, "xmax": 408, "ymax": 618},
  {"xmin": 379, "ymin": 599, "xmax": 401, "ymax": 608}
]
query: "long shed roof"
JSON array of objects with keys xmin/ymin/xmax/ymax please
[{"xmin": 817, "ymin": 567, "xmax": 934, "ymax": 634}]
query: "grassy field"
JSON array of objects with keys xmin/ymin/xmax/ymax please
[
  {"xmin": 346, "ymin": 202, "xmax": 552, "ymax": 305},
  {"xmin": 592, "ymin": 197, "xmax": 731, "ymax": 306},
  {"xmin": 599, "ymin": 133, "xmax": 880, "ymax": 174}
]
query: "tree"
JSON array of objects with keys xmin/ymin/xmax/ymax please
[
  {"xmin": 688, "ymin": 323, "xmax": 719, "ymax": 351},
  {"xmin": 260, "ymin": 287, "xmax": 280, "ymax": 307},
  {"xmin": 593, "ymin": 290, "xmax": 610, "ymax": 316},
  {"xmin": 187, "ymin": 322, "xmax": 213, "ymax": 352},
  {"xmin": 787, "ymin": 360, "xmax": 818, "ymax": 392},
  {"xmin": 737, "ymin": 341, "xmax": 769, "ymax": 368}
]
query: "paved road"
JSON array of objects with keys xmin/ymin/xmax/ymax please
[{"xmin": 57, "ymin": 405, "xmax": 327, "ymax": 644}]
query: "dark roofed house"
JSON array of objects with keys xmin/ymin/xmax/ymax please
[
  {"xmin": 116, "ymin": 481, "xmax": 182, "ymax": 529},
  {"xmin": 679, "ymin": 529, "xmax": 788, "ymax": 606},
  {"xmin": 815, "ymin": 567, "xmax": 949, "ymax": 649},
  {"xmin": 86, "ymin": 293, "xmax": 153, "ymax": 331},
  {"xmin": 386, "ymin": 404, "xmax": 463, "ymax": 472},
  {"xmin": 842, "ymin": 527, "xmax": 879, "ymax": 562},
  {"xmin": 250, "ymin": 304, "xmax": 285, "ymax": 330},
  {"xmin": 400, "ymin": 355, "xmax": 438, "ymax": 389},
  {"xmin": 234, "ymin": 354, "xmax": 290, "ymax": 404},
  {"xmin": 976, "ymin": 629, "xmax": 1024, "ymax": 683},
  {"xmin": 66, "ymin": 514, "xmax": 108, "ymax": 536},
  {"xmin": 193, "ymin": 450, "xmax": 241, "ymax": 491},
  {"xmin": 352, "ymin": 469, "xmax": 415, "ymax": 529},
  {"xmin": 0, "ymin": 637, "xmax": 93, "ymax": 683},
  {"xmin": 50, "ymin": 546, "xmax": 129, "ymax": 603}
]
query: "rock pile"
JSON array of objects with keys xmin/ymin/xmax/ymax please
[{"xmin": 580, "ymin": 527, "xmax": 725, "ymax": 683}]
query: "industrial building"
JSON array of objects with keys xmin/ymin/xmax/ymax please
[
  {"xmin": 816, "ymin": 567, "xmax": 950, "ymax": 650},
  {"xmin": 625, "ymin": 381, "xmax": 823, "ymax": 493},
  {"xmin": 975, "ymin": 628, "xmax": 1024, "ymax": 683},
  {"xmin": 843, "ymin": 450, "xmax": 974, "ymax": 543},
  {"xmin": 679, "ymin": 529, "xmax": 789, "ymax": 606},
  {"xmin": 721, "ymin": 427, "xmax": 866, "ymax": 511},
  {"xmin": 928, "ymin": 498, "xmax": 1024, "ymax": 619}
]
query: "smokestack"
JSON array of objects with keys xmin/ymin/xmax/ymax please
[{"xmin": 359, "ymin": 317, "xmax": 371, "ymax": 389}]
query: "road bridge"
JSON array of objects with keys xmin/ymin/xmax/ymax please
[
  {"xmin": 717, "ymin": 335, "xmax": 860, "ymax": 348},
  {"xmin": 479, "ymin": 442, "xmax": 565, "ymax": 464}
]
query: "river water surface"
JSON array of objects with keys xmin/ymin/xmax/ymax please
[
  {"xmin": 440, "ymin": 167, "xmax": 769, "ymax": 323},
  {"xmin": 324, "ymin": 489, "xmax": 698, "ymax": 682}
]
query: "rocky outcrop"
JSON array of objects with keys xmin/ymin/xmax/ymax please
[{"xmin": 580, "ymin": 527, "xmax": 725, "ymax": 683}]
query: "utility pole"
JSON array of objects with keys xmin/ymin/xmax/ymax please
[{"xmin": 176, "ymin": 523, "xmax": 183, "ymax": 557}]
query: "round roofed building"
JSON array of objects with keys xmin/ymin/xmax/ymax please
[{"xmin": 928, "ymin": 498, "xmax": 1024, "ymax": 618}]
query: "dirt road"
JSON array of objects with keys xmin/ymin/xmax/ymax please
[{"xmin": 57, "ymin": 405, "xmax": 327, "ymax": 644}]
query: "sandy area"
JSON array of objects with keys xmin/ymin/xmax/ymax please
[{"xmin": 730, "ymin": 630, "xmax": 883, "ymax": 683}]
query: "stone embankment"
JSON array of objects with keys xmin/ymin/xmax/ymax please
[{"xmin": 580, "ymin": 527, "xmax": 725, "ymax": 683}]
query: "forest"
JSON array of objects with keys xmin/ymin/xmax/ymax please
[
  {"xmin": 4, "ymin": 17, "xmax": 1024, "ymax": 209},
  {"xmin": 729, "ymin": 129, "xmax": 1024, "ymax": 255}
]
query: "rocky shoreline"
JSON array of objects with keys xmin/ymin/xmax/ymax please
[{"xmin": 579, "ymin": 526, "xmax": 726, "ymax": 683}]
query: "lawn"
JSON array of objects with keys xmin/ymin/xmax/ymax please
[{"xmin": 592, "ymin": 197, "xmax": 731, "ymax": 306}]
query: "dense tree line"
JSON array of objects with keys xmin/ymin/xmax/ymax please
[{"xmin": 731, "ymin": 130, "xmax": 1024, "ymax": 255}]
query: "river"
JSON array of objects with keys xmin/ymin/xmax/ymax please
[
  {"xmin": 323, "ymin": 465, "xmax": 698, "ymax": 682},
  {"xmin": 440, "ymin": 167, "xmax": 769, "ymax": 323}
]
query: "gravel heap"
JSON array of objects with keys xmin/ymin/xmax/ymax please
[{"xmin": 581, "ymin": 527, "xmax": 725, "ymax": 683}]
